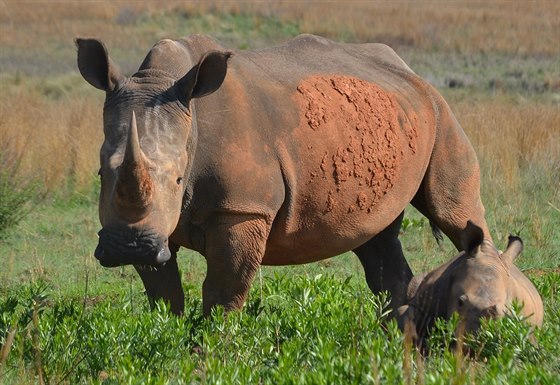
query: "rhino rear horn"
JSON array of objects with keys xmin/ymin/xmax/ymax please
[
  {"xmin": 501, "ymin": 235, "xmax": 523, "ymax": 266},
  {"xmin": 460, "ymin": 221, "xmax": 484, "ymax": 255},
  {"xmin": 76, "ymin": 38, "xmax": 123, "ymax": 92}
]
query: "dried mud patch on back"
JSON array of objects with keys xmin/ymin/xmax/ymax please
[{"xmin": 295, "ymin": 75, "xmax": 417, "ymax": 213}]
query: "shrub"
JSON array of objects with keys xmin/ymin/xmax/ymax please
[{"xmin": 1, "ymin": 273, "xmax": 559, "ymax": 384}]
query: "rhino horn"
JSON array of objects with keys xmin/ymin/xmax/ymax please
[
  {"xmin": 500, "ymin": 235, "xmax": 523, "ymax": 266},
  {"xmin": 115, "ymin": 111, "xmax": 154, "ymax": 212},
  {"xmin": 123, "ymin": 111, "xmax": 143, "ymax": 167}
]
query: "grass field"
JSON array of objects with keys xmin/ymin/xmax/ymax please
[{"xmin": 1, "ymin": 1, "xmax": 559, "ymax": 384}]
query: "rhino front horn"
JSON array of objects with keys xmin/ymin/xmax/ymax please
[
  {"xmin": 124, "ymin": 111, "xmax": 143, "ymax": 167},
  {"xmin": 115, "ymin": 111, "xmax": 154, "ymax": 214}
]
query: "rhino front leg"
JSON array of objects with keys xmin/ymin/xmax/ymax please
[
  {"xmin": 353, "ymin": 211, "xmax": 413, "ymax": 311},
  {"xmin": 134, "ymin": 243, "xmax": 185, "ymax": 315},
  {"xmin": 202, "ymin": 215, "xmax": 268, "ymax": 316}
]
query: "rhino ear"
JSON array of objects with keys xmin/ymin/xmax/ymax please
[
  {"xmin": 501, "ymin": 235, "xmax": 523, "ymax": 266},
  {"xmin": 76, "ymin": 38, "xmax": 123, "ymax": 92},
  {"xmin": 177, "ymin": 51, "xmax": 232, "ymax": 104},
  {"xmin": 396, "ymin": 305, "xmax": 418, "ymax": 342},
  {"xmin": 460, "ymin": 221, "xmax": 484, "ymax": 255}
]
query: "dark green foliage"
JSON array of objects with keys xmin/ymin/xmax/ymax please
[{"xmin": 1, "ymin": 274, "xmax": 558, "ymax": 384}]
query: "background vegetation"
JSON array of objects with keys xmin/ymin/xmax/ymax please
[{"xmin": 0, "ymin": 1, "xmax": 559, "ymax": 384}]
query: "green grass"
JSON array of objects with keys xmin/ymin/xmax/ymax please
[{"xmin": 1, "ymin": 267, "xmax": 559, "ymax": 384}]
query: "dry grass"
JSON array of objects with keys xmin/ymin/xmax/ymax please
[
  {"xmin": 456, "ymin": 98, "xmax": 560, "ymax": 190},
  {"xmin": 453, "ymin": 97, "xmax": 560, "ymax": 247},
  {"xmin": 1, "ymin": 1, "xmax": 558, "ymax": 55},
  {"xmin": 0, "ymin": 0, "xmax": 558, "ymax": 195},
  {"xmin": 0, "ymin": 77, "xmax": 103, "ymax": 191}
]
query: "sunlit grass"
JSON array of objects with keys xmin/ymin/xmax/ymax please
[
  {"xmin": 1, "ymin": 273, "xmax": 558, "ymax": 384},
  {"xmin": 2, "ymin": 1, "xmax": 558, "ymax": 55}
]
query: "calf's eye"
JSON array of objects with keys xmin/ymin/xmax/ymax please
[{"xmin": 458, "ymin": 295, "xmax": 467, "ymax": 307}]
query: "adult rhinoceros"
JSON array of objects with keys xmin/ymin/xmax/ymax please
[{"xmin": 76, "ymin": 34, "xmax": 490, "ymax": 315}]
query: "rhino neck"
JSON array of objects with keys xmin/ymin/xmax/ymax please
[{"xmin": 177, "ymin": 103, "xmax": 199, "ymax": 215}]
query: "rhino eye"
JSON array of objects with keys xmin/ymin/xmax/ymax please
[
  {"xmin": 176, "ymin": 177, "xmax": 183, "ymax": 185},
  {"xmin": 458, "ymin": 295, "xmax": 467, "ymax": 308}
]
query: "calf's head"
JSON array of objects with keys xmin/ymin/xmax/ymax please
[
  {"xmin": 447, "ymin": 222, "xmax": 523, "ymax": 335},
  {"xmin": 76, "ymin": 38, "xmax": 230, "ymax": 266}
]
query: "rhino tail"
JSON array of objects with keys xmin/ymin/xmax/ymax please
[{"xmin": 430, "ymin": 220, "xmax": 444, "ymax": 246}]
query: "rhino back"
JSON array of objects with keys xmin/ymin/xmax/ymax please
[{"xmin": 508, "ymin": 266, "xmax": 544, "ymax": 327}]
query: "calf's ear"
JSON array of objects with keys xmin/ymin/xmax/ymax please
[
  {"xmin": 75, "ymin": 38, "xmax": 123, "ymax": 92},
  {"xmin": 396, "ymin": 305, "xmax": 418, "ymax": 337},
  {"xmin": 177, "ymin": 51, "xmax": 232, "ymax": 104},
  {"xmin": 501, "ymin": 235, "xmax": 523, "ymax": 266},
  {"xmin": 460, "ymin": 221, "xmax": 484, "ymax": 255},
  {"xmin": 407, "ymin": 274, "xmax": 426, "ymax": 301}
]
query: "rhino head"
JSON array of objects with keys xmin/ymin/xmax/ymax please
[
  {"xmin": 76, "ymin": 38, "xmax": 231, "ymax": 267},
  {"xmin": 399, "ymin": 221, "xmax": 543, "ymax": 349},
  {"xmin": 447, "ymin": 222, "xmax": 522, "ymax": 335}
]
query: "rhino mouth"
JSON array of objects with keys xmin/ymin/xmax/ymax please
[{"xmin": 94, "ymin": 227, "xmax": 171, "ymax": 267}]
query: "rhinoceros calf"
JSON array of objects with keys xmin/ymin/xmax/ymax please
[
  {"xmin": 76, "ymin": 34, "xmax": 491, "ymax": 316},
  {"xmin": 397, "ymin": 222, "xmax": 544, "ymax": 347}
]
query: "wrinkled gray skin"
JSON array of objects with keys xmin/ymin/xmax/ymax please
[
  {"xmin": 397, "ymin": 222, "xmax": 544, "ymax": 348},
  {"xmin": 76, "ymin": 34, "xmax": 491, "ymax": 316}
]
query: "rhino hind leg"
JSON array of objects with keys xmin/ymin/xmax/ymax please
[
  {"xmin": 411, "ymin": 102, "xmax": 491, "ymax": 249},
  {"xmin": 202, "ymin": 214, "xmax": 269, "ymax": 316},
  {"xmin": 134, "ymin": 244, "xmax": 185, "ymax": 315},
  {"xmin": 353, "ymin": 211, "xmax": 413, "ymax": 311}
]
